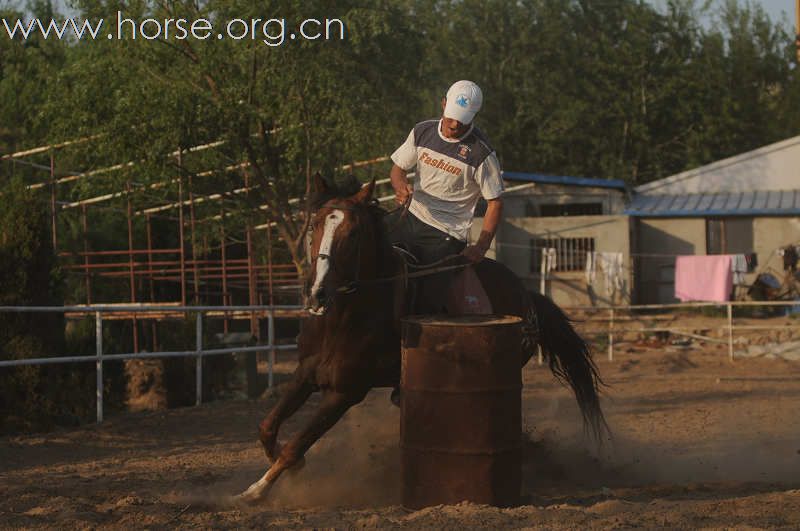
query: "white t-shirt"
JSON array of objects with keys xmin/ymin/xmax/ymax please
[{"xmin": 391, "ymin": 119, "xmax": 503, "ymax": 241}]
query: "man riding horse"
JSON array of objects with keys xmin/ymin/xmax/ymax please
[
  {"xmin": 384, "ymin": 80, "xmax": 504, "ymax": 299},
  {"xmin": 234, "ymin": 81, "xmax": 606, "ymax": 504}
]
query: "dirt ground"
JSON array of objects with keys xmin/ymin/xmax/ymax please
[{"xmin": 2, "ymin": 340, "xmax": 800, "ymax": 529}]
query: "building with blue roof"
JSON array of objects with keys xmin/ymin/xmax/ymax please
[
  {"xmin": 626, "ymin": 135, "xmax": 800, "ymax": 303},
  {"xmin": 470, "ymin": 137, "xmax": 800, "ymax": 306}
]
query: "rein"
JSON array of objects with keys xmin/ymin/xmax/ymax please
[
  {"xmin": 333, "ymin": 254, "xmax": 470, "ymax": 294},
  {"xmin": 313, "ymin": 200, "xmax": 470, "ymax": 298}
]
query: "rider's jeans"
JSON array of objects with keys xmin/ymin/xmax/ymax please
[{"xmin": 383, "ymin": 209, "xmax": 466, "ymax": 313}]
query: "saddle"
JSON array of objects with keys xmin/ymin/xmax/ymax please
[{"xmin": 390, "ymin": 246, "xmax": 492, "ymax": 321}]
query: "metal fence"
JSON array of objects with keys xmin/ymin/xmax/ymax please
[
  {"xmin": 0, "ymin": 304, "xmax": 303, "ymax": 423},
  {"xmin": 3, "ymin": 300, "xmax": 799, "ymax": 424}
]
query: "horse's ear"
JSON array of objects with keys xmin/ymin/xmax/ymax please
[
  {"xmin": 353, "ymin": 178, "xmax": 376, "ymax": 204},
  {"xmin": 311, "ymin": 172, "xmax": 334, "ymax": 209},
  {"xmin": 312, "ymin": 172, "xmax": 331, "ymax": 195}
]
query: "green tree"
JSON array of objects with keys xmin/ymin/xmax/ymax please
[
  {"xmin": 0, "ymin": 180, "xmax": 67, "ymax": 433},
  {"xmin": 44, "ymin": 0, "xmax": 422, "ymax": 274}
]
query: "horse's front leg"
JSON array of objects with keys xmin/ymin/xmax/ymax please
[
  {"xmin": 237, "ymin": 389, "xmax": 364, "ymax": 504},
  {"xmin": 258, "ymin": 374, "xmax": 313, "ymax": 464}
]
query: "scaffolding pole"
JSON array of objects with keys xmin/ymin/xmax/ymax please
[
  {"xmin": 177, "ymin": 150, "xmax": 187, "ymax": 306},
  {"xmin": 49, "ymin": 151, "xmax": 57, "ymax": 251},
  {"xmin": 220, "ymin": 205, "xmax": 229, "ymax": 334},
  {"xmin": 82, "ymin": 204, "xmax": 91, "ymax": 305},
  {"xmin": 126, "ymin": 181, "xmax": 139, "ymax": 353},
  {"xmin": 146, "ymin": 213, "xmax": 158, "ymax": 351},
  {"xmin": 189, "ymin": 173, "xmax": 200, "ymax": 305}
]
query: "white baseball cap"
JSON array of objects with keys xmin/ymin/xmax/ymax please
[{"xmin": 443, "ymin": 80, "xmax": 483, "ymax": 124}]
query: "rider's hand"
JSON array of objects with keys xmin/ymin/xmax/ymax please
[
  {"xmin": 461, "ymin": 243, "xmax": 489, "ymax": 263},
  {"xmin": 395, "ymin": 184, "xmax": 413, "ymax": 206}
]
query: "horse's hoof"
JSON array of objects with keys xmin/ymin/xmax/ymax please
[{"xmin": 235, "ymin": 482, "xmax": 268, "ymax": 505}]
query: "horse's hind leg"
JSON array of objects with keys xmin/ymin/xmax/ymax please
[
  {"xmin": 258, "ymin": 375, "xmax": 313, "ymax": 464},
  {"xmin": 238, "ymin": 389, "xmax": 363, "ymax": 503}
]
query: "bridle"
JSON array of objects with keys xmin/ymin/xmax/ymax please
[{"xmin": 310, "ymin": 203, "xmax": 363, "ymax": 297}]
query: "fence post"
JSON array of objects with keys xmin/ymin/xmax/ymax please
[
  {"xmin": 268, "ymin": 310, "xmax": 275, "ymax": 389},
  {"xmin": 608, "ymin": 307, "xmax": 614, "ymax": 362},
  {"xmin": 195, "ymin": 312, "xmax": 203, "ymax": 406},
  {"xmin": 95, "ymin": 311, "xmax": 103, "ymax": 423},
  {"xmin": 727, "ymin": 302, "xmax": 734, "ymax": 361}
]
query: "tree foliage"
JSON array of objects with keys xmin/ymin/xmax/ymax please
[
  {"xmin": 0, "ymin": 180, "xmax": 68, "ymax": 433},
  {"xmin": 0, "ymin": 0, "xmax": 797, "ymax": 271}
]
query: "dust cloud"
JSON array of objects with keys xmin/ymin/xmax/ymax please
[{"xmin": 260, "ymin": 388, "xmax": 401, "ymax": 509}]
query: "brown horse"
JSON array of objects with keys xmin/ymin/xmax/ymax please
[{"xmin": 236, "ymin": 176, "xmax": 606, "ymax": 502}]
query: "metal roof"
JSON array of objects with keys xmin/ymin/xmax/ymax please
[
  {"xmin": 502, "ymin": 172, "xmax": 627, "ymax": 191},
  {"xmin": 625, "ymin": 190, "xmax": 800, "ymax": 217}
]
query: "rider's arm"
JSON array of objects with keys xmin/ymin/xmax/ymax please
[
  {"xmin": 390, "ymin": 164, "xmax": 413, "ymax": 206},
  {"xmin": 463, "ymin": 198, "xmax": 503, "ymax": 262},
  {"xmin": 476, "ymin": 197, "xmax": 503, "ymax": 251},
  {"xmin": 462, "ymin": 151, "xmax": 504, "ymax": 263},
  {"xmin": 390, "ymin": 129, "xmax": 417, "ymax": 206}
]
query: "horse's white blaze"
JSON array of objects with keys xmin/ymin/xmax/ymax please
[{"xmin": 310, "ymin": 210, "xmax": 344, "ymax": 303}]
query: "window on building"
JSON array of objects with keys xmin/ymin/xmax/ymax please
[
  {"xmin": 706, "ymin": 217, "xmax": 753, "ymax": 254},
  {"xmin": 540, "ymin": 203, "xmax": 603, "ymax": 217},
  {"xmin": 530, "ymin": 237, "xmax": 596, "ymax": 272}
]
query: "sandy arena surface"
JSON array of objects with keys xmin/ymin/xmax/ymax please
[{"xmin": 2, "ymin": 341, "xmax": 800, "ymax": 529}]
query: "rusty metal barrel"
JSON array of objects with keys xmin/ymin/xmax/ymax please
[{"xmin": 400, "ymin": 314, "xmax": 523, "ymax": 509}]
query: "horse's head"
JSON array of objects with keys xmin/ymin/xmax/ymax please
[{"xmin": 305, "ymin": 175, "xmax": 377, "ymax": 315}]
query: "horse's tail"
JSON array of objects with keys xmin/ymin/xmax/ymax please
[{"xmin": 528, "ymin": 292, "xmax": 608, "ymax": 441}]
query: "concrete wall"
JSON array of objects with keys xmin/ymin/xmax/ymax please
[
  {"xmin": 753, "ymin": 217, "xmax": 800, "ymax": 274},
  {"xmin": 634, "ymin": 218, "xmax": 706, "ymax": 304},
  {"xmin": 473, "ymin": 215, "xmax": 631, "ymax": 307},
  {"xmin": 633, "ymin": 216, "xmax": 800, "ymax": 303}
]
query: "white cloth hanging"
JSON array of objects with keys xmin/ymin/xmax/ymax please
[
  {"xmin": 585, "ymin": 251, "xmax": 623, "ymax": 295},
  {"xmin": 585, "ymin": 251, "xmax": 597, "ymax": 285},
  {"xmin": 544, "ymin": 248, "xmax": 557, "ymax": 273},
  {"xmin": 731, "ymin": 254, "xmax": 748, "ymax": 285}
]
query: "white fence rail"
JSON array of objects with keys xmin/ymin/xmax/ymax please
[
  {"xmin": 3, "ymin": 300, "xmax": 799, "ymax": 423},
  {"xmin": 0, "ymin": 305, "xmax": 303, "ymax": 423}
]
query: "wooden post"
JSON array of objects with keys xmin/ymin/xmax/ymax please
[
  {"xmin": 608, "ymin": 308, "xmax": 614, "ymax": 362},
  {"xmin": 727, "ymin": 302, "xmax": 734, "ymax": 361}
]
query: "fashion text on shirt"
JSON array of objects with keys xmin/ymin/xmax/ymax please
[{"xmin": 419, "ymin": 151, "xmax": 463, "ymax": 176}]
